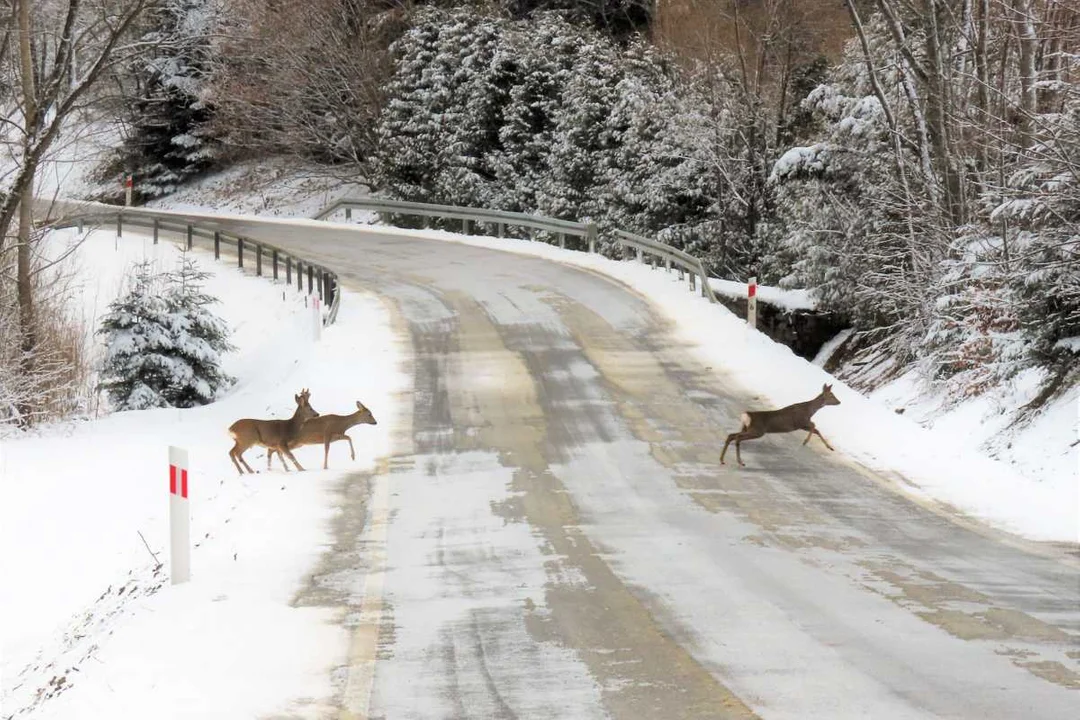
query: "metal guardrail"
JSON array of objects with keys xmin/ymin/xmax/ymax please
[
  {"xmin": 45, "ymin": 202, "xmax": 343, "ymax": 325},
  {"xmin": 315, "ymin": 197, "xmax": 718, "ymax": 304}
]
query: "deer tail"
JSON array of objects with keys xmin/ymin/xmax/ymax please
[{"xmin": 740, "ymin": 412, "xmax": 751, "ymax": 429}]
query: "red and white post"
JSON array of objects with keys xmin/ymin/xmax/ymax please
[
  {"xmin": 312, "ymin": 295, "xmax": 322, "ymax": 341},
  {"xmin": 747, "ymin": 276, "xmax": 758, "ymax": 329},
  {"xmin": 124, "ymin": 174, "xmax": 133, "ymax": 207},
  {"xmin": 168, "ymin": 446, "xmax": 190, "ymax": 585}
]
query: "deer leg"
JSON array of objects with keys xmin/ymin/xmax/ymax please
[
  {"xmin": 267, "ymin": 449, "xmax": 275, "ymax": 471},
  {"xmin": 324, "ymin": 440, "xmax": 331, "ymax": 470},
  {"xmin": 229, "ymin": 445, "xmax": 248, "ymax": 475},
  {"xmin": 813, "ymin": 427, "xmax": 835, "ymax": 451},
  {"xmin": 733, "ymin": 428, "xmax": 765, "ymax": 467},
  {"xmin": 330, "ymin": 433, "xmax": 355, "ymax": 461},
  {"xmin": 276, "ymin": 448, "xmax": 290, "ymax": 471},
  {"xmin": 281, "ymin": 447, "xmax": 305, "ymax": 472},
  {"xmin": 232, "ymin": 446, "xmax": 254, "ymax": 474},
  {"xmin": 720, "ymin": 432, "xmax": 739, "ymax": 464}
]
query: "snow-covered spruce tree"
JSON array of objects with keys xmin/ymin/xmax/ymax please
[
  {"xmin": 97, "ymin": 261, "xmax": 177, "ymax": 410},
  {"xmin": 162, "ymin": 252, "xmax": 235, "ymax": 407},
  {"xmin": 536, "ymin": 33, "xmax": 623, "ymax": 225},
  {"xmin": 97, "ymin": 256, "xmax": 233, "ymax": 411},
  {"xmin": 371, "ymin": 10, "xmax": 506, "ymax": 208},
  {"xmin": 487, "ymin": 16, "xmax": 577, "ymax": 216},
  {"xmin": 101, "ymin": 0, "xmax": 220, "ymax": 200}
]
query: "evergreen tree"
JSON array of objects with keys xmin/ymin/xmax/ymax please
[
  {"xmin": 101, "ymin": 0, "xmax": 220, "ymax": 200},
  {"xmin": 163, "ymin": 252, "xmax": 235, "ymax": 407},
  {"xmin": 97, "ymin": 255, "xmax": 234, "ymax": 411},
  {"xmin": 97, "ymin": 261, "xmax": 178, "ymax": 410}
]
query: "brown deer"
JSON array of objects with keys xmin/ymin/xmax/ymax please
[
  {"xmin": 227, "ymin": 389, "xmax": 319, "ymax": 475},
  {"xmin": 720, "ymin": 384, "xmax": 841, "ymax": 467},
  {"xmin": 267, "ymin": 401, "xmax": 377, "ymax": 471}
]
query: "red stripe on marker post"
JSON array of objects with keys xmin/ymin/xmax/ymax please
[
  {"xmin": 169, "ymin": 464, "xmax": 177, "ymax": 495},
  {"xmin": 181, "ymin": 469, "xmax": 188, "ymax": 499}
]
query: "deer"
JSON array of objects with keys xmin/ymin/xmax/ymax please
[
  {"xmin": 267, "ymin": 400, "xmax": 378, "ymax": 471},
  {"xmin": 227, "ymin": 389, "xmax": 319, "ymax": 475},
  {"xmin": 720, "ymin": 384, "xmax": 841, "ymax": 467}
]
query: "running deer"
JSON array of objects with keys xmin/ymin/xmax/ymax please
[
  {"xmin": 720, "ymin": 384, "xmax": 841, "ymax": 467},
  {"xmin": 227, "ymin": 389, "xmax": 319, "ymax": 475},
  {"xmin": 267, "ymin": 401, "xmax": 377, "ymax": 471}
]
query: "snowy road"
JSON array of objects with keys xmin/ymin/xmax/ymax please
[{"xmin": 169, "ymin": 217, "xmax": 1079, "ymax": 718}]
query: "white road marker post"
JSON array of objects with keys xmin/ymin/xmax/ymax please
[
  {"xmin": 312, "ymin": 295, "xmax": 322, "ymax": 341},
  {"xmin": 124, "ymin": 173, "xmax": 133, "ymax": 207},
  {"xmin": 747, "ymin": 276, "xmax": 758, "ymax": 329},
  {"xmin": 168, "ymin": 446, "xmax": 191, "ymax": 585}
]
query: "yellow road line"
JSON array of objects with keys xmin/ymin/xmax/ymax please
[{"xmin": 339, "ymin": 473, "xmax": 391, "ymax": 720}]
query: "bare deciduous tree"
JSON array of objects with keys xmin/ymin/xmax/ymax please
[{"xmin": 1, "ymin": 0, "xmax": 160, "ymax": 425}]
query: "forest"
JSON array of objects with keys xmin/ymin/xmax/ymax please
[{"xmin": 2, "ymin": 0, "xmax": 1077, "ymax": 424}]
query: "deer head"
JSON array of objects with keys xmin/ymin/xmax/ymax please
[
  {"xmin": 294, "ymin": 388, "xmax": 319, "ymax": 420},
  {"xmin": 821, "ymin": 384, "xmax": 841, "ymax": 406},
  {"xmin": 354, "ymin": 400, "xmax": 377, "ymax": 426}
]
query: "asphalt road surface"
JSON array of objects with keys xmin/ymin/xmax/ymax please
[{"xmin": 110, "ymin": 213, "xmax": 1080, "ymax": 718}]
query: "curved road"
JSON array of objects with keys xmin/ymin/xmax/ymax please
[{"xmin": 151, "ymin": 216, "xmax": 1080, "ymax": 717}]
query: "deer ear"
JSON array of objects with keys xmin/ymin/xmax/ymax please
[{"xmin": 824, "ymin": 383, "xmax": 832, "ymax": 391}]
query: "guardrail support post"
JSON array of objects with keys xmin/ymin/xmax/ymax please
[
  {"xmin": 498, "ymin": 222, "xmax": 505, "ymax": 238},
  {"xmin": 665, "ymin": 258, "xmax": 671, "ymax": 272},
  {"xmin": 153, "ymin": 218, "xmax": 159, "ymax": 245},
  {"xmin": 345, "ymin": 207, "xmax": 352, "ymax": 222},
  {"xmin": 307, "ymin": 265, "xmax": 314, "ymax": 294},
  {"xmin": 256, "ymin": 244, "xmax": 262, "ymax": 276},
  {"xmin": 296, "ymin": 261, "xmax": 303, "ymax": 291},
  {"xmin": 238, "ymin": 237, "xmax": 244, "ymax": 268},
  {"xmin": 316, "ymin": 268, "xmax": 323, "ymax": 299},
  {"xmin": 272, "ymin": 249, "xmax": 279, "ymax": 280},
  {"xmin": 559, "ymin": 233, "xmax": 566, "ymax": 249},
  {"xmin": 214, "ymin": 231, "xmax": 220, "ymax": 259},
  {"xmin": 464, "ymin": 219, "xmax": 472, "ymax": 235},
  {"xmin": 689, "ymin": 272, "xmax": 696, "ymax": 292},
  {"xmin": 586, "ymin": 223, "xmax": 597, "ymax": 254},
  {"xmin": 117, "ymin": 214, "xmax": 122, "ymax": 238},
  {"xmin": 636, "ymin": 247, "xmax": 643, "ymax": 263},
  {"xmin": 78, "ymin": 218, "xmax": 83, "ymax": 234},
  {"xmin": 186, "ymin": 224, "xmax": 193, "ymax": 250}
]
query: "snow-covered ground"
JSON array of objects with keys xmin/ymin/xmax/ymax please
[{"xmin": 1, "ymin": 226, "xmax": 408, "ymax": 718}]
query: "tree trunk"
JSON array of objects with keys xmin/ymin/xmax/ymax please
[
  {"xmin": 923, "ymin": 0, "xmax": 965, "ymax": 226},
  {"xmin": 16, "ymin": 0, "xmax": 38, "ymax": 425},
  {"xmin": 974, "ymin": 0, "xmax": 990, "ymax": 175},
  {"xmin": 1012, "ymin": 0, "xmax": 1037, "ymax": 148}
]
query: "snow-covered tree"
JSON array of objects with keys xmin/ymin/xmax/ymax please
[
  {"xmin": 97, "ymin": 256, "xmax": 234, "ymax": 411},
  {"xmin": 101, "ymin": 0, "xmax": 221, "ymax": 200},
  {"xmin": 97, "ymin": 261, "xmax": 179, "ymax": 410},
  {"xmin": 162, "ymin": 253, "xmax": 235, "ymax": 407}
]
